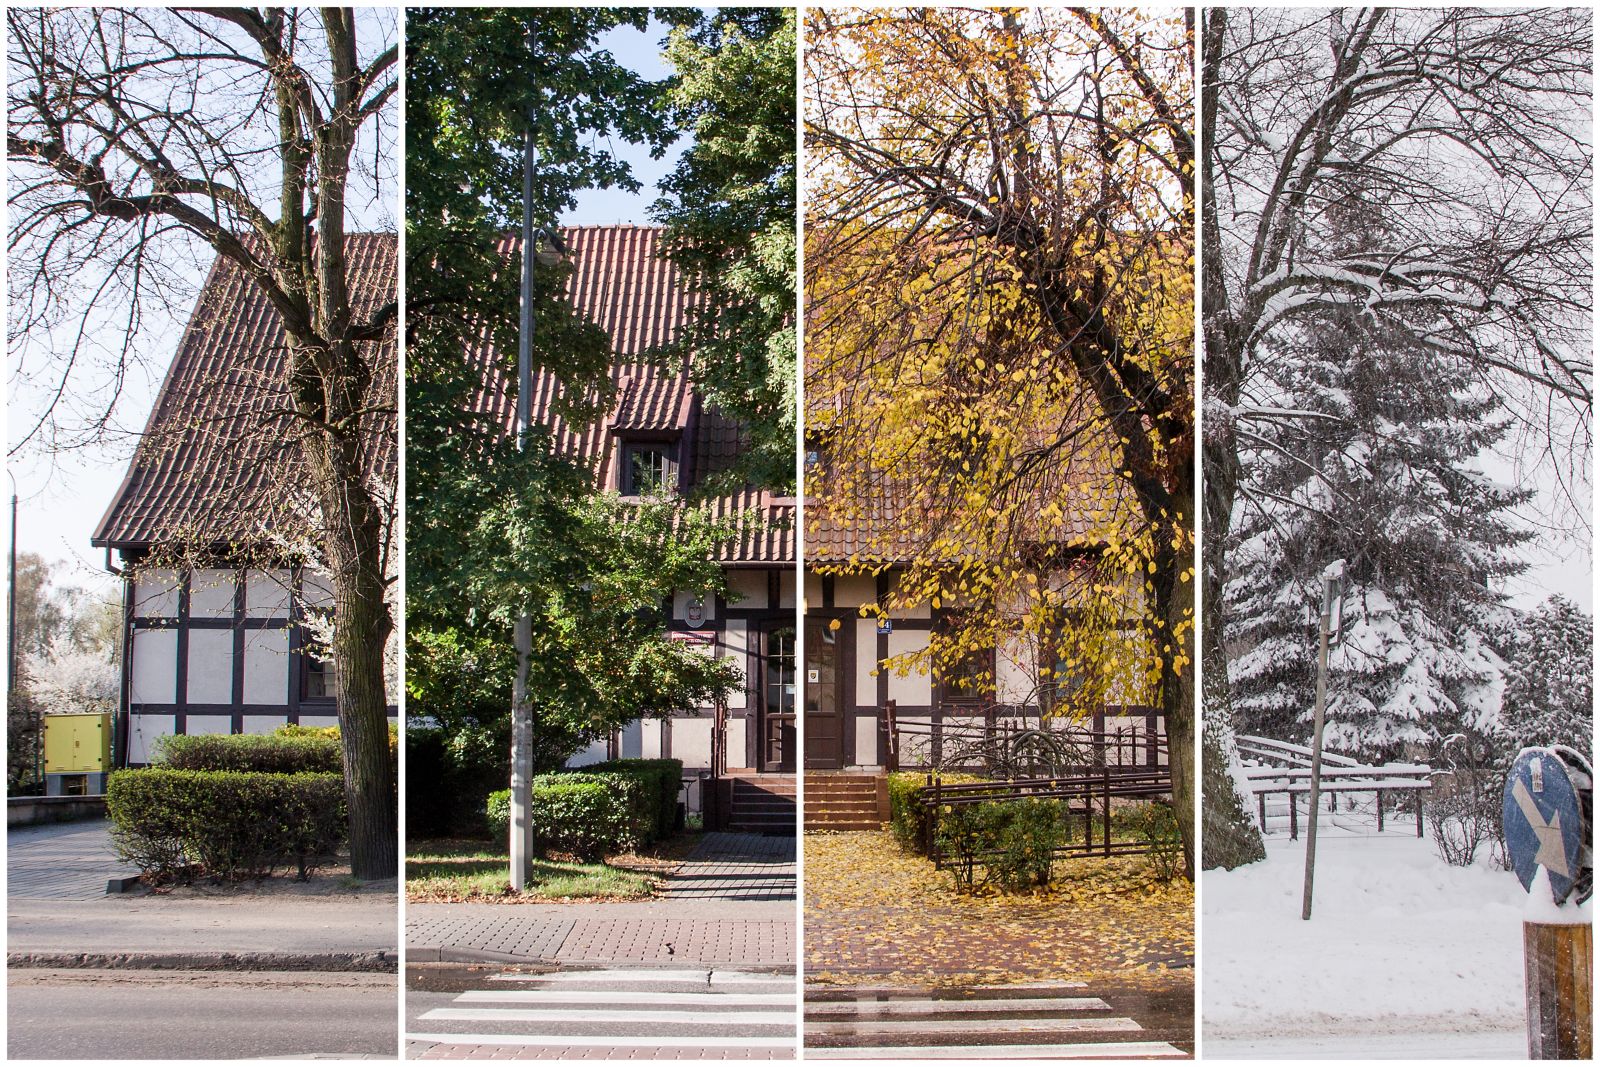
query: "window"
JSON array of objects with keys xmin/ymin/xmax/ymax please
[
  {"xmin": 939, "ymin": 645, "xmax": 995, "ymax": 703},
  {"xmin": 621, "ymin": 442, "xmax": 674, "ymax": 496},
  {"xmin": 302, "ymin": 646, "xmax": 333, "ymax": 701}
]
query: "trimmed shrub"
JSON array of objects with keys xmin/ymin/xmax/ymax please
[
  {"xmin": 158, "ymin": 733, "xmax": 342, "ymax": 775},
  {"xmin": 889, "ymin": 772, "xmax": 983, "ymax": 854},
  {"xmin": 587, "ymin": 759, "xmax": 683, "ymax": 843},
  {"xmin": 486, "ymin": 776, "xmax": 635, "ymax": 861},
  {"xmin": 107, "ymin": 768, "xmax": 345, "ymax": 883},
  {"xmin": 1121, "ymin": 800, "xmax": 1183, "ymax": 882},
  {"xmin": 933, "ymin": 795, "xmax": 1067, "ymax": 892},
  {"xmin": 277, "ymin": 721, "xmax": 400, "ymax": 760}
]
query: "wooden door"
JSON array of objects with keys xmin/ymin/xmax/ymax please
[
  {"xmin": 761, "ymin": 625, "xmax": 796, "ymax": 772},
  {"xmin": 804, "ymin": 615, "xmax": 844, "ymax": 769}
]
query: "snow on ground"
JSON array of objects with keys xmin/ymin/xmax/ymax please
[{"xmin": 1203, "ymin": 825, "xmax": 1530, "ymax": 1058}]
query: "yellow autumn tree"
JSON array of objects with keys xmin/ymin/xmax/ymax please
[{"xmin": 805, "ymin": 7, "xmax": 1196, "ymax": 874}]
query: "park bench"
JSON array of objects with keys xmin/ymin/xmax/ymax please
[{"xmin": 1236, "ymin": 734, "xmax": 1432, "ymax": 838}]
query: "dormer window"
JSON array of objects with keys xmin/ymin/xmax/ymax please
[{"xmin": 621, "ymin": 441, "xmax": 676, "ymax": 496}]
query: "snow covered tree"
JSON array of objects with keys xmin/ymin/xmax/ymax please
[
  {"xmin": 1225, "ymin": 300, "xmax": 1533, "ymax": 761},
  {"xmin": 1492, "ymin": 595, "xmax": 1594, "ymax": 760},
  {"xmin": 1200, "ymin": 8, "xmax": 1591, "ymax": 864}
]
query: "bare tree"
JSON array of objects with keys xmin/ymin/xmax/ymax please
[
  {"xmin": 1200, "ymin": 7, "xmax": 1592, "ymax": 867},
  {"xmin": 8, "ymin": 7, "xmax": 399, "ymax": 877}
]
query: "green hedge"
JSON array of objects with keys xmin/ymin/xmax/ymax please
[
  {"xmin": 157, "ymin": 733, "xmax": 343, "ymax": 775},
  {"xmin": 587, "ymin": 759, "xmax": 683, "ymax": 842},
  {"xmin": 484, "ymin": 759, "xmax": 684, "ymax": 860},
  {"xmin": 486, "ymin": 778, "xmax": 635, "ymax": 860},
  {"xmin": 107, "ymin": 768, "xmax": 346, "ymax": 883}
]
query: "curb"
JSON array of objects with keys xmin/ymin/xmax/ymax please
[
  {"xmin": 405, "ymin": 947, "xmax": 796, "ymax": 972},
  {"xmin": 7, "ymin": 950, "xmax": 398, "ymax": 973}
]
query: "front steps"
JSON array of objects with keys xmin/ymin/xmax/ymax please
[
  {"xmin": 719, "ymin": 773, "xmax": 797, "ymax": 835},
  {"xmin": 804, "ymin": 772, "xmax": 887, "ymax": 831}
]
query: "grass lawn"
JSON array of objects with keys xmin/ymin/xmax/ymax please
[{"xmin": 406, "ymin": 837, "xmax": 693, "ymax": 903}]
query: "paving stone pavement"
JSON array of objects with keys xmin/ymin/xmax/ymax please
[
  {"xmin": 7, "ymin": 819, "xmax": 137, "ymax": 901},
  {"xmin": 408, "ymin": 832, "xmax": 796, "ymax": 967},
  {"xmin": 661, "ymin": 832, "xmax": 795, "ymax": 902}
]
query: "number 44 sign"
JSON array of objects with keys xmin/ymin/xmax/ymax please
[{"xmin": 1502, "ymin": 747, "xmax": 1591, "ymax": 906}]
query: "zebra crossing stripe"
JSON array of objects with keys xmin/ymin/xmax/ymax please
[
  {"xmin": 458, "ymin": 988, "xmax": 794, "ymax": 1005},
  {"xmin": 807, "ymin": 997, "xmax": 1111, "ymax": 1015},
  {"xmin": 421, "ymin": 1006, "xmax": 797, "ymax": 1025},
  {"xmin": 808, "ymin": 1016, "xmax": 1144, "ymax": 1036},
  {"xmin": 406, "ymin": 1032, "xmax": 795, "ymax": 1050}
]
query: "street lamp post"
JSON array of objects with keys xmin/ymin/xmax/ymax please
[{"xmin": 509, "ymin": 99, "xmax": 566, "ymax": 892}]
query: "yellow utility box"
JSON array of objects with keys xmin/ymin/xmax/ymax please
[{"xmin": 43, "ymin": 713, "xmax": 112, "ymax": 774}]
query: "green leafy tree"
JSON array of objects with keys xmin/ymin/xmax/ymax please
[
  {"xmin": 653, "ymin": 9, "xmax": 797, "ymax": 492},
  {"xmin": 406, "ymin": 10, "xmax": 749, "ymax": 831}
]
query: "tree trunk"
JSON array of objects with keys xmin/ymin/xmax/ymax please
[
  {"xmin": 299, "ymin": 337, "xmax": 397, "ymax": 882},
  {"xmin": 1155, "ymin": 487, "xmax": 1197, "ymax": 881}
]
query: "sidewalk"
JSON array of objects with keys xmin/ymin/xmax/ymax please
[
  {"xmin": 407, "ymin": 831, "xmax": 796, "ymax": 968},
  {"xmin": 8, "ymin": 819, "xmax": 398, "ymax": 971}
]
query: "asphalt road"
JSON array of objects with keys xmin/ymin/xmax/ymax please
[{"xmin": 8, "ymin": 969, "xmax": 399, "ymax": 1060}]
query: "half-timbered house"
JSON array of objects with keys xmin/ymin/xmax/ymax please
[{"xmin": 90, "ymin": 234, "xmax": 397, "ymax": 766}]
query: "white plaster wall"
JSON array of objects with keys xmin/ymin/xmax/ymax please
[
  {"xmin": 185, "ymin": 629, "xmax": 234, "ymax": 705},
  {"xmin": 673, "ymin": 717, "xmax": 713, "ymax": 768},
  {"xmin": 779, "ymin": 569, "xmax": 795, "ymax": 609},
  {"xmin": 897, "ymin": 716, "xmax": 935, "ymax": 766},
  {"xmin": 996, "ymin": 636, "xmax": 1035, "ymax": 705},
  {"xmin": 133, "ymin": 571, "xmax": 180, "ymax": 619},
  {"xmin": 673, "ymin": 589, "xmax": 716, "ymax": 625},
  {"xmin": 130, "ymin": 629, "xmax": 178, "ymax": 704},
  {"xmin": 188, "ymin": 569, "xmax": 237, "ymax": 618},
  {"xmin": 723, "ymin": 621, "xmax": 748, "ymax": 709},
  {"xmin": 620, "ymin": 719, "xmax": 642, "ymax": 759},
  {"xmin": 643, "ymin": 719, "xmax": 663, "ymax": 759},
  {"xmin": 242, "ymin": 628, "xmax": 290, "ymax": 705},
  {"xmin": 885, "ymin": 630, "xmax": 932, "ymax": 705},
  {"xmin": 834, "ymin": 575, "xmax": 875, "ymax": 609},
  {"xmin": 854, "ymin": 715, "xmax": 880, "ymax": 769},
  {"xmin": 185, "ymin": 714, "xmax": 233, "ymax": 737},
  {"xmin": 298, "ymin": 715, "xmax": 340, "ymax": 729},
  {"xmin": 727, "ymin": 570, "xmax": 767, "ymax": 609},
  {"xmin": 302, "ymin": 571, "xmax": 335, "ymax": 610},
  {"xmin": 245, "ymin": 570, "xmax": 292, "ymax": 618},
  {"xmin": 854, "ymin": 618, "xmax": 879, "ymax": 708},
  {"xmin": 128, "ymin": 715, "xmax": 175, "ymax": 764},
  {"xmin": 242, "ymin": 715, "xmax": 287, "ymax": 734},
  {"xmin": 568, "ymin": 740, "xmax": 607, "ymax": 767},
  {"xmin": 726, "ymin": 716, "xmax": 747, "ymax": 767}
]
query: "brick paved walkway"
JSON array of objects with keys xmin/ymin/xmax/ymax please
[
  {"xmin": 408, "ymin": 833, "xmax": 796, "ymax": 967},
  {"xmin": 662, "ymin": 832, "xmax": 795, "ymax": 903},
  {"xmin": 7, "ymin": 819, "xmax": 137, "ymax": 901}
]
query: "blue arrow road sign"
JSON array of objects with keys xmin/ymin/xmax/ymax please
[{"xmin": 1503, "ymin": 748, "xmax": 1585, "ymax": 904}]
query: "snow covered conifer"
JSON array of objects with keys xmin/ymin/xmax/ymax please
[
  {"xmin": 1492, "ymin": 595, "xmax": 1594, "ymax": 759},
  {"xmin": 1225, "ymin": 197, "xmax": 1535, "ymax": 760}
]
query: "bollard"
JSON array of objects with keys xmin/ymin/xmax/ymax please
[
  {"xmin": 1523, "ymin": 870, "xmax": 1593, "ymax": 1060},
  {"xmin": 1524, "ymin": 920, "xmax": 1592, "ymax": 1059}
]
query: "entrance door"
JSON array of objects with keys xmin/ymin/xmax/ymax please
[
  {"xmin": 804, "ymin": 616, "xmax": 844, "ymax": 769},
  {"xmin": 761, "ymin": 625, "xmax": 796, "ymax": 772}
]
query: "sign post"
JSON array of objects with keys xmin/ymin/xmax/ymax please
[
  {"xmin": 1503, "ymin": 747, "xmax": 1592, "ymax": 1059},
  {"xmin": 1301, "ymin": 559, "xmax": 1344, "ymax": 921}
]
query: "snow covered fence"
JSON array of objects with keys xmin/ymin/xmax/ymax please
[{"xmin": 1237, "ymin": 734, "xmax": 1431, "ymax": 838}]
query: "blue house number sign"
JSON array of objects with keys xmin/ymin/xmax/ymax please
[{"xmin": 1502, "ymin": 748, "xmax": 1585, "ymax": 904}]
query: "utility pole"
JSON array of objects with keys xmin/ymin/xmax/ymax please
[
  {"xmin": 509, "ymin": 101, "xmax": 538, "ymax": 892},
  {"xmin": 1302, "ymin": 559, "xmax": 1345, "ymax": 920}
]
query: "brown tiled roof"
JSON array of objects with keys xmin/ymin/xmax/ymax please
[
  {"xmin": 92, "ymin": 234, "xmax": 397, "ymax": 551},
  {"xmin": 469, "ymin": 225, "xmax": 793, "ymax": 566}
]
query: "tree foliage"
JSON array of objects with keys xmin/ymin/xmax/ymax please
[
  {"xmin": 1492, "ymin": 596, "xmax": 1594, "ymax": 759},
  {"xmin": 805, "ymin": 7, "xmax": 1196, "ymax": 874},
  {"xmin": 653, "ymin": 8, "xmax": 797, "ymax": 492},
  {"xmin": 405, "ymin": 9, "xmax": 747, "ymax": 800}
]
